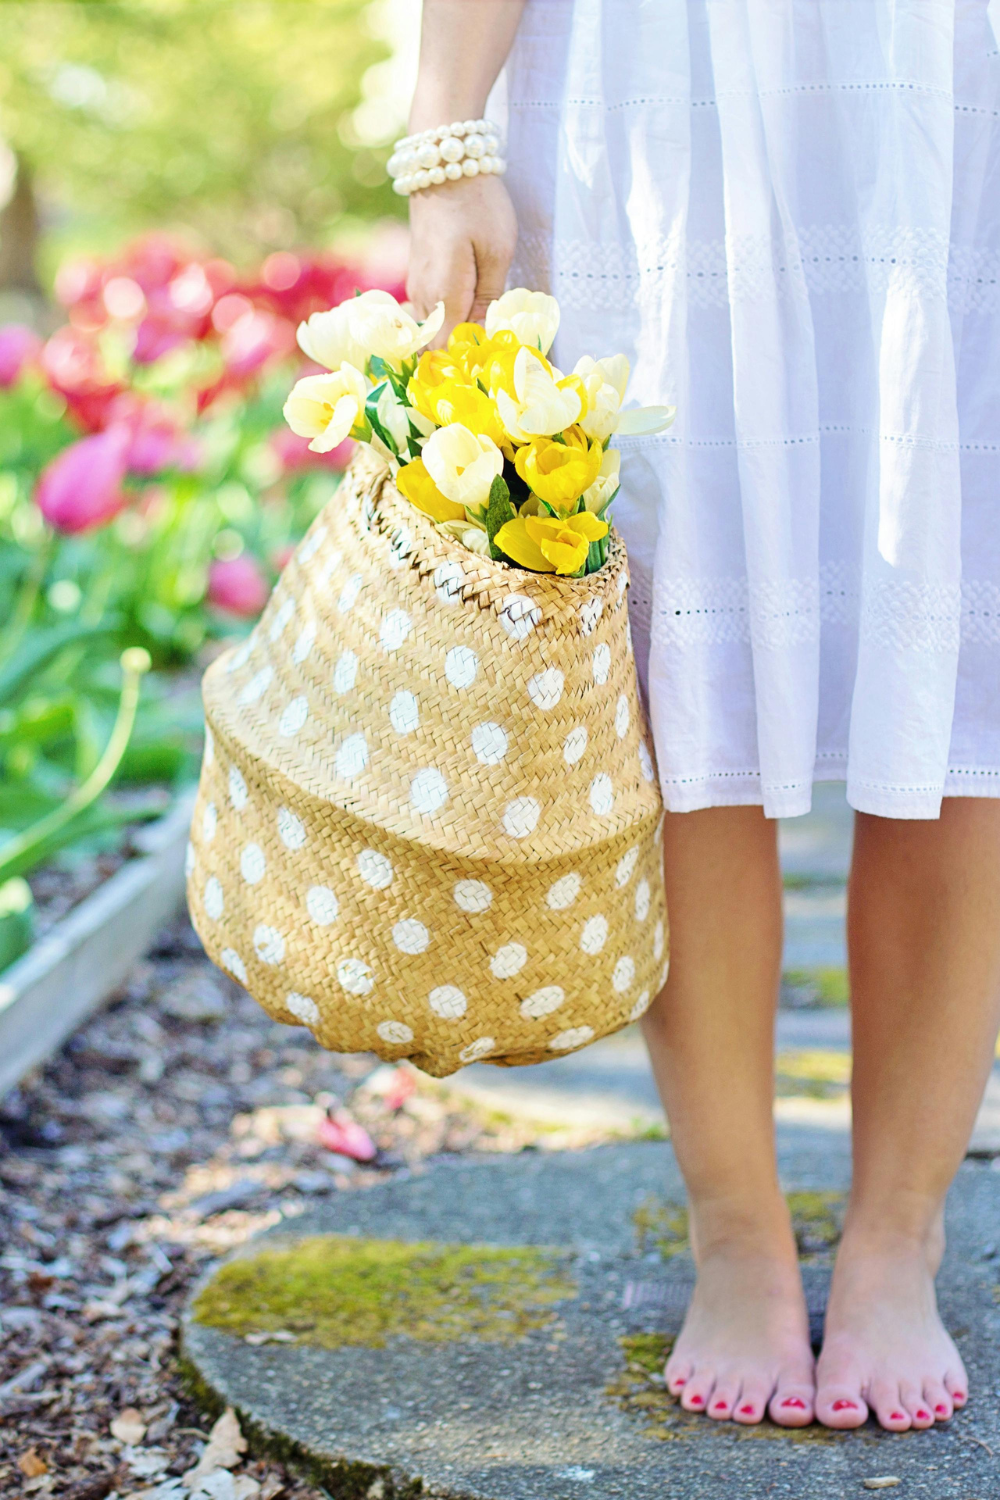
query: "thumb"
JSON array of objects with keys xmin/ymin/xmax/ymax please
[{"xmin": 468, "ymin": 242, "xmax": 511, "ymax": 326}]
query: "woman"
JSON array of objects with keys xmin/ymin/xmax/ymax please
[{"xmin": 404, "ymin": 0, "xmax": 1000, "ymax": 1431}]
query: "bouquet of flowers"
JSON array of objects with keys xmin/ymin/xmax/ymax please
[{"xmin": 282, "ymin": 287, "xmax": 674, "ymax": 577}]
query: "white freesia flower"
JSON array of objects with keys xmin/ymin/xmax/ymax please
[
  {"xmin": 574, "ymin": 353, "xmax": 676, "ymax": 439},
  {"xmin": 436, "ymin": 518, "xmax": 492, "ymax": 556},
  {"xmin": 422, "ymin": 424, "xmax": 504, "ymax": 509},
  {"xmin": 582, "ymin": 446, "xmax": 622, "ymax": 513},
  {"xmin": 485, "ymin": 288, "xmax": 560, "ymax": 353},
  {"xmin": 283, "ymin": 364, "xmax": 367, "ymax": 453},
  {"xmin": 494, "ymin": 346, "xmax": 582, "ymax": 441},
  {"xmin": 371, "ymin": 380, "xmax": 433, "ymax": 459},
  {"xmin": 298, "ymin": 290, "xmax": 445, "ymax": 374},
  {"xmin": 297, "ymin": 302, "xmax": 369, "ymax": 373}
]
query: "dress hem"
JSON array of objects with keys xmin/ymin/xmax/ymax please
[{"xmin": 658, "ymin": 762, "xmax": 1000, "ymax": 820}]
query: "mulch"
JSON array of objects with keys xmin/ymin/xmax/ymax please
[{"xmin": 0, "ymin": 915, "xmax": 549, "ymax": 1499}]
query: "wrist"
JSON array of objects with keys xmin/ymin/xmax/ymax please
[{"xmin": 409, "ymin": 87, "xmax": 489, "ymax": 135}]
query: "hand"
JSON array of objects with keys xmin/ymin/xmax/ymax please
[{"xmin": 406, "ymin": 174, "xmax": 517, "ymax": 345}]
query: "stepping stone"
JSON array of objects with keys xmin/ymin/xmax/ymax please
[{"xmin": 183, "ymin": 1139, "xmax": 1000, "ymax": 1499}]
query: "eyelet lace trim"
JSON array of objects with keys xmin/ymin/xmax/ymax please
[
  {"xmin": 511, "ymin": 229, "xmax": 1000, "ymax": 316},
  {"xmin": 647, "ymin": 567, "xmax": 1000, "ymax": 652}
]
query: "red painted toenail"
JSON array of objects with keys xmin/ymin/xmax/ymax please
[
  {"xmin": 953, "ymin": 1391, "xmax": 965, "ymax": 1401},
  {"xmin": 831, "ymin": 1400, "xmax": 858, "ymax": 1411},
  {"xmin": 916, "ymin": 1409, "xmax": 930, "ymax": 1420},
  {"xmin": 689, "ymin": 1394, "xmax": 704, "ymax": 1406},
  {"xmin": 935, "ymin": 1404, "xmax": 948, "ymax": 1415},
  {"xmin": 739, "ymin": 1404, "xmax": 756, "ymax": 1415},
  {"xmin": 713, "ymin": 1401, "xmax": 727, "ymax": 1411},
  {"xmin": 675, "ymin": 1377, "xmax": 686, "ymax": 1386},
  {"xmin": 890, "ymin": 1411, "xmax": 905, "ymax": 1421},
  {"xmin": 781, "ymin": 1398, "xmax": 807, "ymax": 1409}
]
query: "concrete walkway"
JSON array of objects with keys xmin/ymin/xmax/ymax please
[{"xmin": 184, "ymin": 1140, "xmax": 1000, "ymax": 1500}]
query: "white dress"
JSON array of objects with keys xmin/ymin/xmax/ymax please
[{"xmin": 499, "ymin": 0, "xmax": 1000, "ymax": 819}]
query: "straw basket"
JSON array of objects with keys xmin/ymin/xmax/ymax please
[{"xmin": 186, "ymin": 448, "xmax": 668, "ymax": 1077}]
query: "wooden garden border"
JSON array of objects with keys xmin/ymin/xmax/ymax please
[{"xmin": 0, "ymin": 788, "xmax": 196, "ymax": 1100}]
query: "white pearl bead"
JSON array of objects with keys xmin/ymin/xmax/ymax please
[
  {"xmin": 387, "ymin": 151, "xmax": 404, "ymax": 177},
  {"xmin": 463, "ymin": 119, "xmax": 480, "ymax": 134},
  {"xmin": 428, "ymin": 165, "xmax": 446, "ymax": 185},
  {"xmin": 443, "ymin": 161, "xmax": 463, "ymax": 181},
  {"xmin": 449, "ymin": 120, "xmax": 467, "ymax": 137},
  {"xmin": 416, "ymin": 142, "xmax": 441, "ymax": 169},
  {"xmin": 484, "ymin": 137, "xmax": 500, "ymax": 157},
  {"xmin": 461, "ymin": 157, "xmax": 480, "ymax": 177},
  {"xmin": 392, "ymin": 177, "xmax": 410, "ymax": 196},
  {"xmin": 479, "ymin": 155, "xmax": 495, "ymax": 175},
  {"xmin": 439, "ymin": 135, "xmax": 464, "ymax": 163},
  {"xmin": 463, "ymin": 133, "xmax": 485, "ymax": 159},
  {"xmin": 493, "ymin": 157, "xmax": 507, "ymax": 175},
  {"xmin": 413, "ymin": 169, "xmax": 432, "ymax": 191}
]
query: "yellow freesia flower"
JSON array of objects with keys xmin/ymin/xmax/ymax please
[
  {"xmin": 460, "ymin": 329, "xmax": 524, "ymax": 393},
  {"xmin": 581, "ymin": 446, "xmax": 621, "ymax": 513},
  {"xmin": 494, "ymin": 511, "xmax": 608, "ymax": 576},
  {"xmin": 432, "ymin": 379, "xmax": 507, "ymax": 447},
  {"xmin": 407, "ymin": 348, "xmax": 464, "ymax": 423},
  {"xmin": 396, "ymin": 457, "xmax": 466, "ymax": 522},
  {"xmin": 514, "ymin": 428, "xmax": 604, "ymax": 513}
]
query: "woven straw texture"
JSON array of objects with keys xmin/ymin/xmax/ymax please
[{"xmin": 186, "ymin": 449, "xmax": 668, "ymax": 1077}]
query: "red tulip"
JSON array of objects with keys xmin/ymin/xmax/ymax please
[
  {"xmin": 206, "ymin": 555, "xmax": 269, "ymax": 617},
  {"xmin": 0, "ymin": 324, "xmax": 41, "ymax": 388},
  {"xmin": 40, "ymin": 328, "xmax": 124, "ymax": 432},
  {"xmin": 35, "ymin": 426, "xmax": 131, "ymax": 534},
  {"xmin": 317, "ymin": 1107, "xmax": 377, "ymax": 1162}
]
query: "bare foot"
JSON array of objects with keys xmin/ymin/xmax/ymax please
[
  {"xmin": 665, "ymin": 1242, "xmax": 816, "ymax": 1427},
  {"xmin": 816, "ymin": 1231, "xmax": 968, "ymax": 1431}
]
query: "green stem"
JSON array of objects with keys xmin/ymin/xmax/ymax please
[
  {"xmin": 0, "ymin": 647, "xmax": 151, "ymax": 884},
  {"xmin": 0, "ymin": 531, "xmax": 54, "ymax": 663}
]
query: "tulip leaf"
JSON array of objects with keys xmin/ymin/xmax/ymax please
[
  {"xmin": 0, "ymin": 619, "xmax": 119, "ymax": 705},
  {"xmin": 486, "ymin": 476, "xmax": 516, "ymax": 562}
]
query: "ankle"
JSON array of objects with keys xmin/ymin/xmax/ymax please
[
  {"xmin": 688, "ymin": 1188, "xmax": 797, "ymax": 1264},
  {"xmin": 841, "ymin": 1194, "xmax": 947, "ymax": 1262}
]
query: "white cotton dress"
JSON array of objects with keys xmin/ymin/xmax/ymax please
[{"xmin": 497, "ymin": 0, "xmax": 1000, "ymax": 819}]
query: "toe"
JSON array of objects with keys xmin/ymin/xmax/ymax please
[
  {"xmin": 815, "ymin": 1383, "xmax": 869, "ymax": 1428},
  {"xmin": 732, "ymin": 1377, "xmax": 770, "ymax": 1425},
  {"xmin": 923, "ymin": 1379, "xmax": 952, "ymax": 1423},
  {"xmin": 707, "ymin": 1376, "xmax": 739, "ymax": 1421},
  {"xmin": 944, "ymin": 1369, "xmax": 968, "ymax": 1409},
  {"xmin": 898, "ymin": 1381, "xmax": 933, "ymax": 1429},
  {"xmin": 769, "ymin": 1379, "xmax": 815, "ymax": 1428},
  {"xmin": 664, "ymin": 1354, "xmax": 692, "ymax": 1398},
  {"xmin": 870, "ymin": 1379, "xmax": 912, "ymax": 1432},
  {"xmin": 680, "ymin": 1365, "xmax": 716, "ymax": 1413}
]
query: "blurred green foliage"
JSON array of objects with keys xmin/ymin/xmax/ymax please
[{"xmin": 0, "ymin": 0, "xmax": 398, "ymax": 264}]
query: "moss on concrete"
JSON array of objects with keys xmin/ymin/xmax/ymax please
[
  {"xmin": 781, "ymin": 967, "xmax": 849, "ymax": 1007},
  {"xmin": 632, "ymin": 1191, "xmax": 845, "ymax": 1263},
  {"xmin": 191, "ymin": 1234, "xmax": 576, "ymax": 1350}
]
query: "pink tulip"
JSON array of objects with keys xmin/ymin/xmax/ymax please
[
  {"xmin": 206, "ymin": 555, "xmax": 270, "ymax": 617},
  {"xmin": 108, "ymin": 392, "xmax": 196, "ymax": 476},
  {"xmin": 220, "ymin": 309, "xmax": 294, "ymax": 381},
  {"xmin": 40, "ymin": 328, "xmax": 124, "ymax": 432},
  {"xmin": 317, "ymin": 1108, "xmax": 377, "ymax": 1162},
  {"xmin": 0, "ymin": 325, "xmax": 41, "ymax": 388},
  {"xmin": 270, "ymin": 427, "xmax": 354, "ymax": 474},
  {"xmin": 35, "ymin": 426, "xmax": 131, "ymax": 534}
]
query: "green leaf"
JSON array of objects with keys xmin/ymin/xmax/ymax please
[
  {"xmin": 485, "ymin": 476, "xmax": 516, "ymax": 561},
  {"xmin": 0, "ymin": 620, "xmax": 119, "ymax": 705}
]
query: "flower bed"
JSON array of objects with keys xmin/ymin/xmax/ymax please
[{"xmin": 0, "ymin": 233, "xmax": 404, "ymax": 972}]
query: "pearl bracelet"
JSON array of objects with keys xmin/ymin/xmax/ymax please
[{"xmin": 388, "ymin": 118, "xmax": 507, "ymax": 196}]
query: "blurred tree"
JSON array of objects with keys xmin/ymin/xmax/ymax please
[{"xmin": 0, "ymin": 0, "xmax": 399, "ymax": 293}]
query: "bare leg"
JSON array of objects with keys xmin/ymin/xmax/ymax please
[
  {"xmin": 641, "ymin": 806, "xmax": 815, "ymax": 1427},
  {"xmin": 816, "ymin": 800, "xmax": 1000, "ymax": 1431}
]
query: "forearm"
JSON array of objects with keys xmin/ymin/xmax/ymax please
[{"xmin": 409, "ymin": 0, "xmax": 526, "ymax": 131}]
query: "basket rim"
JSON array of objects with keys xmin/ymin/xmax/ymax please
[{"xmin": 355, "ymin": 446, "xmax": 630, "ymax": 613}]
